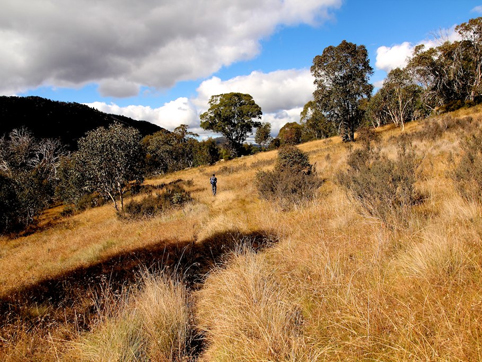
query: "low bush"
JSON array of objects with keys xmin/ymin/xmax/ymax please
[
  {"xmin": 76, "ymin": 192, "xmax": 106, "ymax": 211},
  {"xmin": 122, "ymin": 184, "xmax": 192, "ymax": 219},
  {"xmin": 337, "ymin": 140, "xmax": 422, "ymax": 228},
  {"xmin": 409, "ymin": 115, "xmax": 478, "ymax": 142},
  {"xmin": 256, "ymin": 146, "xmax": 322, "ymax": 208}
]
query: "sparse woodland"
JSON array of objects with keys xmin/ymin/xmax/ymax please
[{"xmin": 1, "ymin": 16, "xmax": 482, "ymax": 362}]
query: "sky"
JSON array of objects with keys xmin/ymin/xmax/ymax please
[{"xmin": 2, "ymin": 0, "xmax": 481, "ymax": 138}]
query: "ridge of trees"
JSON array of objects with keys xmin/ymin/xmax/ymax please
[{"xmin": 0, "ymin": 96, "xmax": 162, "ymax": 150}]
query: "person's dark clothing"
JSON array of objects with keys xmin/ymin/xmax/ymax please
[{"xmin": 210, "ymin": 175, "xmax": 217, "ymax": 196}]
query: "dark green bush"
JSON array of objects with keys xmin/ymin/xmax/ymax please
[
  {"xmin": 0, "ymin": 173, "xmax": 22, "ymax": 233},
  {"xmin": 256, "ymin": 146, "xmax": 322, "ymax": 208},
  {"xmin": 337, "ymin": 140, "xmax": 422, "ymax": 228},
  {"xmin": 76, "ymin": 192, "xmax": 106, "ymax": 211},
  {"xmin": 122, "ymin": 184, "xmax": 192, "ymax": 219}
]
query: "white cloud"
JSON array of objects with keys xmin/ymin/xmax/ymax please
[
  {"xmin": 375, "ymin": 27, "xmax": 462, "ymax": 74},
  {"xmin": 262, "ymin": 107, "xmax": 304, "ymax": 136},
  {"xmin": 87, "ymin": 68, "xmax": 314, "ymax": 138},
  {"xmin": 86, "ymin": 97, "xmax": 198, "ymax": 131},
  {"xmin": 0, "ymin": 0, "xmax": 341, "ymax": 96},
  {"xmin": 375, "ymin": 42, "xmax": 413, "ymax": 72},
  {"xmin": 195, "ymin": 69, "xmax": 315, "ymax": 114},
  {"xmin": 472, "ymin": 6, "xmax": 482, "ymax": 13}
]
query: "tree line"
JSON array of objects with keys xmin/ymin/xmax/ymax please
[
  {"xmin": 295, "ymin": 17, "xmax": 482, "ymax": 143},
  {"xmin": 0, "ymin": 124, "xmax": 221, "ymax": 234}
]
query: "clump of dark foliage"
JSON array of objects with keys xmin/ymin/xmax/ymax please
[
  {"xmin": 337, "ymin": 133, "xmax": 422, "ymax": 228},
  {"xmin": 256, "ymin": 145, "xmax": 322, "ymax": 208},
  {"xmin": 121, "ymin": 184, "xmax": 192, "ymax": 219},
  {"xmin": 453, "ymin": 129, "xmax": 482, "ymax": 203}
]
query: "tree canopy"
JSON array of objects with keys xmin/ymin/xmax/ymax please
[
  {"xmin": 278, "ymin": 122, "xmax": 302, "ymax": 145},
  {"xmin": 255, "ymin": 122, "xmax": 272, "ymax": 149},
  {"xmin": 300, "ymin": 100, "xmax": 336, "ymax": 141},
  {"xmin": 311, "ymin": 40, "xmax": 373, "ymax": 142},
  {"xmin": 200, "ymin": 92, "xmax": 262, "ymax": 156},
  {"xmin": 0, "ymin": 128, "xmax": 65, "ymax": 232},
  {"xmin": 75, "ymin": 123, "xmax": 145, "ymax": 211}
]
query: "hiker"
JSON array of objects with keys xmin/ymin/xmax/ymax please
[{"xmin": 210, "ymin": 174, "xmax": 217, "ymax": 196}]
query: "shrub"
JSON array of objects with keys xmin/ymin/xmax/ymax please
[
  {"xmin": 76, "ymin": 192, "xmax": 106, "ymax": 211},
  {"xmin": 453, "ymin": 129, "xmax": 482, "ymax": 203},
  {"xmin": 356, "ymin": 126, "xmax": 380, "ymax": 146},
  {"xmin": 122, "ymin": 184, "xmax": 192, "ymax": 219},
  {"xmin": 337, "ymin": 140, "xmax": 421, "ymax": 228},
  {"xmin": 410, "ymin": 115, "xmax": 477, "ymax": 142},
  {"xmin": 256, "ymin": 146, "xmax": 322, "ymax": 208},
  {"xmin": 0, "ymin": 173, "xmax": 22, "ymax": 233}
]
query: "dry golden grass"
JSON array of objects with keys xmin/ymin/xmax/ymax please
[
  {"xmin": 2, "ymin": 108, "xmax": 482, "ymax": 361},
  {"xmin": 65, "ymin": 271, "xmax": 192, "ymax": 362}
]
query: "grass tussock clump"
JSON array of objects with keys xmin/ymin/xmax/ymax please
[
  {"xmin": 196, "ymin": 248, "xmax": 310, "ymax": 362},
  {"xmin": 337, "ymin": 139, "xmax": 422, "ymax": 229},
  {"xmin": 122, "ymin": 184, "xmax": 192, "ymax": 219},
  {"xmin": 453, "ymin": 129, "xmax": 482, "ymax": 203},
  {"xmin": 256, "ymin": 146, "xmax": 323, "ymax": 208},
  {"xmin": 68, "ymin": 271, "xmax": 194, "ymax": 362}
]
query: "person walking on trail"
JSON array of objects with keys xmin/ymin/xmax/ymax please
[{"xmin": 210, "ymin": 174, "xmax": 217, "ymax": 196}]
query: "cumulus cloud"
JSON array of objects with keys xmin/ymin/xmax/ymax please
[
  {"xmin": 98, "ymin": 80, "xmax": 140, "ymax": 98},
  {"xmin": 0, "ymin": 0, "xmax": 341, "ymax": 96},
  {"xmin": 375, "ymin": 42, "xmax": 413, "ymax": 73},
  {"xmin": 195, "ymin": 69, "xmax": 315, "ymax": 114},
  {"xmin": 87, "ymin": 68, "xmax": 315, "ymax": 138},
  {"xmin": 262, "ymin": 107, "xmax": 304, "ymax": 136},
  {"xmin": 375, "ymin": 27, "xmax": 462, "ymax": 74},
  {"xmin": 472, "ymin": 6, "xmax": 482, "ymax": 14},
  {"xmin": 86, "ymin": 97, "xmax": 198, "ymax": 131}
]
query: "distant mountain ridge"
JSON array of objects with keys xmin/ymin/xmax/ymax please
[{"xmin": 0, "ymin": 96, "xmax": 163, "ymax": 150}]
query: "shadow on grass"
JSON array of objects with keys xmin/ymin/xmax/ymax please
[{"xmin": 0, "ymin": 229, "xmax": 278, "ymax": 334}]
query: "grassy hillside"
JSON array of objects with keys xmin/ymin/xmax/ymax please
[{"xmin": 1, "ymin": 106, "xmax": 482, "ymax": 361}]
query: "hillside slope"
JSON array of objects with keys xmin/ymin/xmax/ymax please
[
  {"xmin": 0, "ymin": 96, "xmax": 162, "ymax": 149},
  {"xmin": 1, "ymin": 106, "xmax": 482, "ymax": 361}
]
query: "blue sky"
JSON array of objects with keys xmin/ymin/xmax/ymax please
[{"xmin": 2, "ymin": 0, "xmax": 481, "ymax": 136}]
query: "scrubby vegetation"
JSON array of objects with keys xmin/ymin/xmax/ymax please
[
  {"xmin": 337, "ymin": 135, "xmax": 421, "ymax": 228},
  {"xmin": 256, "ymin": 145, "xmax": 322, "ymax": 208},
  {"xmin": 122, "ymin": 184, "xmax": 192, "ymax": 219}
]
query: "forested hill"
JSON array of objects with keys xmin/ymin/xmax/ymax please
[{"xmin": 0, "ymin": 96, "xmax": 162, "ymax": 149}]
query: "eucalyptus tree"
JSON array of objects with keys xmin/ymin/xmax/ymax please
[
  {"xmin": 378, "ymin": 68, "xmax": 423, "ymax": 130},
  {"xmin": 277, "ymin": 122, "xmax": 302, "ymax": 145},
  {"xmin": 76, "ymin": 123, "xmax": 144, "ymax": 211},
  {"xmin": 143, "ymin": 124, "xmax": 198, "ymax": 174},
  {"xmin": 311, "ymin": 40, "xmax": 373, "ymax": 142},
  {"xmin": 200, "ymin": 92, "xmax": 262, "ymax": 156},
  {"xmin": 456, "ymin": 17, "xmax": 482, "ymax": 101},
  {"xmin": 255, "ymin": 122, "xmax": 272, "ymax": 149},
  {"xmin": 0, "ymin": 128, "xmax": 65, "ymax": 232},
  {"xmin": 300, "ymin": 100, "xmax": 336, "ymax": 141}
]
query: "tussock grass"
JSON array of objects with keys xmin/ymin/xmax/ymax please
[
  {"xmin": 196, "ymin": 248, "xmax": 313, "ymax": 362},
  {"xmin": 67, "ymin": 271, "xmax": 193, "ymax": 362},
  {"xmin": 2, "ymin": 108, "xmax": 482, "ymax": 361}
]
